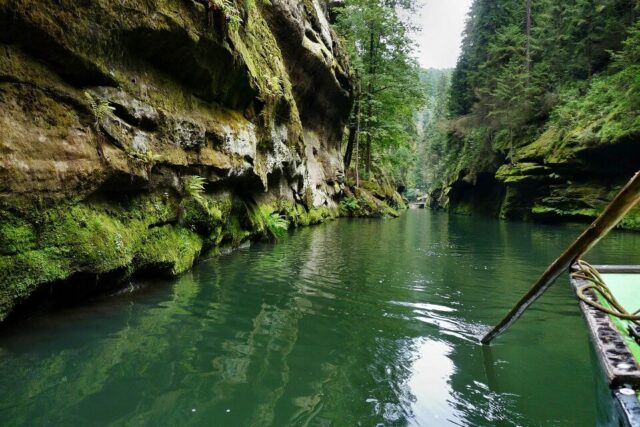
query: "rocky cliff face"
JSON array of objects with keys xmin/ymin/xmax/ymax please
[
  {"xmin": 0, "ymin": 0, "xmax": 358, "ymax": 320},
  {"xmin": 428, "ymin": 145, "xmax": 640, "ymax": 232},
  {"xmin": 427, "ymin": 66, "xmax": 640, "ymax": 230},
  {"xmin": 428, "ymin": 123, "xmax": 640, "ymax": 232}
]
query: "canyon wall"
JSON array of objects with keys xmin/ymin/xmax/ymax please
[{"xmin": 0, "ymin": 0, "xmax": 363, "ymax": 319}]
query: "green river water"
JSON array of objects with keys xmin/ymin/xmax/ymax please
[{"xmin": 1, "ymin": 210, "xmax": 639, "ymax": 426}]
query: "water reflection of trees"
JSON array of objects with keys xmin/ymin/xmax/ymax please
[
  {"xmin": 0, "ymin": 212, "xmax": 634, "ymax": 426},
  {"xmin": 0, "ymin": 243, "xmax": 305, "ymax": 425}
]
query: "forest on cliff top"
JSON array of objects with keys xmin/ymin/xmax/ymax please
[
  {"xmin": 334, "ymin": 0, "xmax": 640, "ymax": 229},
  {"xmin": 407, "ymin": 0, "xmax": 640, "ymax": 228}
]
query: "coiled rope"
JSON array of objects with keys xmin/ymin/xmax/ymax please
[{"xmin": 571, "ymin": 260, "xmax": 640, "ymax": 325}]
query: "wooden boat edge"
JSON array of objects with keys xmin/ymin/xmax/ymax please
[
  {"xmin": 571, "ymin": 263, "xmax": 640, "ymax": 426},
  {"xmin": 591, "ymin": 265, "xmax": 640, "ymax": 274}
]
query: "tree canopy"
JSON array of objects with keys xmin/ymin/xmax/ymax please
[
  {"xmin": 333, "ymin": 0, "xmax": 425, "ymax": 187},
  {"xmin": 421, "ymin": 0, "xmax": 640, "ymax": 192}
]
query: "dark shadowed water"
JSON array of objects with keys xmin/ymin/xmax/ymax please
[{"xmin": 1, "ymin": 210, "xmax": 639, "ymax": 426}]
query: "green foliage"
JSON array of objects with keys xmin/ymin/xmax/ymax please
[
  {"xmin": 426, "ymin": 0, "xmax": 640, "ymax": 193},
  {"xmin": 252, "ymin": 206, "xmax": 289, "ymax": 241},
  {"xmin": 447, "ymin": 0, "xmax": 637, "ymax": 123},
  {"xmin": 222, "ymin": 0, "xmax": 244, "ymax": 32},
  {"xmin": 339, "ymin": 196, "xmax": 360, "ymax": 214},
  {"xmin": 127, "ymin": 148, "xmax": 161, "ymax": 166},
  {"xmin": 181, "ymin": 198, "xmax": 223, "ymax": 236},
  {"xmin": 263, "ymin": 212, "xmax": 288, "ymax": 240},
  {"xmin": 413, "ymin": 69, "xmax": 452, "ymax": 190},
  {"xmin": 84, "ymin": 91, "xmax": 114, "ymax": 128},
  {"xmin": 219, "ymin": 0, "xmax": 271, "ymax": 31},
  {"xmin": 334, "ymin": 0, "xmax": 425, "ymax": 182},
  {"xmin": 183, "ymin": 175, "xmax": 207, "ymax": 205},
  {"xmin": 611, "ymin": 21, "xmax": 640, "ymax": 68},
  {"xmin": 541, "ymin": 23, "xmax": 640, "ymax": 152}
]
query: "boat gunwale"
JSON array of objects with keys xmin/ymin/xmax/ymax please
[
  {"xmin": 614, "ymin": 388, "xmax": 640, "ymax": 427},
  {"xmin": 571, "ymin": 263, "xmax": 640, "ymax": 426},
  {"xmin": 570, "ymin": 263, "xmax": 640, "ymax": 386},
  {"xmin": 591, "ymin": 265, "xmax": 640, "ymax": 274}
]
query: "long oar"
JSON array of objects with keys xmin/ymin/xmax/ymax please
[{"xmin": 482, "ymin": 171, "xmax": 640, "ymax": 345}]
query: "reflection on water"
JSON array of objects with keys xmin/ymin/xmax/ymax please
[{"xmin": 0, "ymin": 211, "xmax": 638, "ymax": 426}]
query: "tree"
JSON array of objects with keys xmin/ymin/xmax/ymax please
[
  {"xmin": 334, "ymin": 0, "xmax": 425, "ymax": 181},
  {"xmin": 427, "ymin": 0, "xmax": 640, "ymax": 197}
]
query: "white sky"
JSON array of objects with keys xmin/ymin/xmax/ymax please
[{"xmin": 412, "ymin": 0, "xmax": 473, "ymax": 69}]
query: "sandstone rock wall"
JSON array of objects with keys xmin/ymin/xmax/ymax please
[
  {"xmin": 426, "ymin": 113, "xmax": 640, "ymax": 230},
  {"xmin": 427, "ymin": 131, "xmax": 640, "ymax": 230},
  {"xmin": 0, "ymin": 0, "xmax": 355, "ymax": 319}
]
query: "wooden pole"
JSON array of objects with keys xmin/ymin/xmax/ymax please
[{"xmin": 481, "ymin": 171, "xmax": 640, "ymax": 345}]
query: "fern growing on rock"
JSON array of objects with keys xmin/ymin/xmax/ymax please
[
  {"xmin": 127, "ymin": 149, "xmax": 161, "ymax": 175},
  {"xmin": 263, "ymin": 212, "xmax": 288, "ymax": 240},
  {"xmin": 84, "ymin": 91, "xmax": 115, "ymax": 129},
  {"xmin": 251, "ymin": 206, "xmax": 289, "ymax": 241},
  {"xmin": 222, "ymin": 0, "xmax": 243, "ymax": 32},
  {"xmin": 183, "ymin": 175, "xmax": 207, "ymax": 205},
  {"xmin": 339, "ymin": 196, "xmax": 360, "ymax": 214}
]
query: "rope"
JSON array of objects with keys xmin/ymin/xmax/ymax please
[{"xmin": 571, "ymin": 260, "xmax": 640, "ymax": 325}]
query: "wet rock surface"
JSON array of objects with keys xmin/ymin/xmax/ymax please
[
  {"xmin": 427, "ymin": 122, "xmax": 640, "ymax": 229},
  {"xmin": 0, "ymin": 0, "xmax": 401, "ymax": 320}
]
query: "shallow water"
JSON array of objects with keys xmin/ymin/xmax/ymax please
[{"xmin": 1, "ymin": 210, "xmax": 638, "ymax": 426}]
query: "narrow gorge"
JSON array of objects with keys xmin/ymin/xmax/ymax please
[
  {"xmin": 2, "ymin": 1, "xmax": 640, "ymax": 425},
  {"xmin": 418, "ymin": 1, "xmax": 640, "ymax": 230}
]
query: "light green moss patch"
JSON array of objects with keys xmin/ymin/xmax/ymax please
[
  {"xmin": 41, "ymin": 205, "xmax": 137, "ymax": 274},
  {"xmin": 619, "ymin": 208, "xmax": 640, "ymax": 231},
  {"xmin": 495, "ymin": 163, "xmax": 551, "ymax": 184},
  {"xmin": 0, "ymin": 249, "xmax": 71, "ymax": 319},
  {"xmin": 0, "ymin": 212, "xmax": 37, "ymax": 255},
  {"xmin": 136, "ymin": 226, "xmax": 202, "ymax": 275}
]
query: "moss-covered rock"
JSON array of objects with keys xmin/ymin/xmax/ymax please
[
  {"xmin": 136, "ymin": 226, "xmax": 203, "ymax": 275},
  {"xmin": 0, "ymin": 211, "xmax": 37, "ymax": 256},
  {"xmin": 426, "ymin": 25, "xmax": 640, "ymax": 231},
  {"xmin": 0, "ymin": 0, "xmax": 409, "ymax": 322},
  {"xmin": 0, "ymin": 0, "xmax": 365, "ymax": 320}
]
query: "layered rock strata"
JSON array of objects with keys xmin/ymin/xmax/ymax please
[{"xmin": 0, "ymin": 0, "xmax": 397, "ymax": 320}]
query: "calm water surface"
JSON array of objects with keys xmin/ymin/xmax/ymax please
[{"xmin": 1, "ymin": 210, "xmax": 639, "ymax": 426}]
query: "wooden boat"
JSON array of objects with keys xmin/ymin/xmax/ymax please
[
  {"xmin": 571, "ymin": 263, "xmax": 640, "ymax": 427},
  {"xmin": 482, "ymin": 172, "xmax": 640, "ymax": 424}
]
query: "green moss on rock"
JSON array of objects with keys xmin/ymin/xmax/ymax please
[
  {"xmin": 41, "ymin": 205, "xmax": 137, "ymax": 273},
  {"xmin": 0, "ymin": 211, "xmax": 37, "ymax": 256},
  {"xmin": 619, "ymin": 208, "xmax": 640, "ymax": 231},
  {"xmin": 136, "ymin": 226, "xmax": 202, "ymax": 275},
  {"xmin": 0, "ymin": 249, "xmax": 71, "ymax": 319},
  {"xmin": 180, "ymin": 198, "xmax": 223, "ymax": 235}
]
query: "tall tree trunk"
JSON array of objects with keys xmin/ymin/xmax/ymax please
[
  {"xmin": 365, "ymin": 137, "xmax": 372, "ymax": 174},
  {"xmin": 344, "ymin": 92, "xmax": 360, "ymax": 169},
  {"xmin": 364, "ymin": 93, "xmax": 373, "ymax": 175},
  {"xmin": 355, "ymin": 123, "xmax": 360, "ymax": 187},
  {"xmin": 586, "ymin": 10, "xmax": 594, "ymax": 79},
  {"xmin": 364, "ymin": 30, "xmax": 377, "ymax": 176}
]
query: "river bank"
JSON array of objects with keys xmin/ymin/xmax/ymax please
[{"xmin": 1, "ymin": 180, "xmax": 404, "ymax": 323}]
